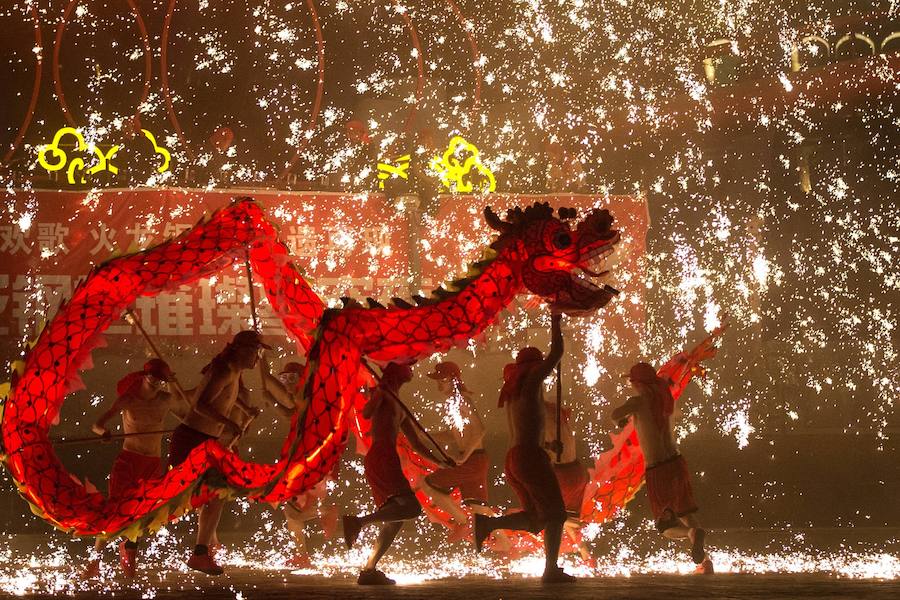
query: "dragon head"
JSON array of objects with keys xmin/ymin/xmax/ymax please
[{"xmin": 485, "ymin": 203, "xmax": 620, "ymax": 314}]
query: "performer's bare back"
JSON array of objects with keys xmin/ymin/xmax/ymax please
[
  {"xmin": 365, "ymin": 389, "xmax": 404, "ymax": 447},
  {"xmin": 506, "ymin": 377, "xmax": 547, "ymax": 448},
  {"xmin": 183, "ymin": 365, "xmax": 243, "ymax": 437},
  {"xmin": 507, "ymin": 315, "xmax": 563, "ymax": 448},
  {"xmin": 625, "ymin": 394, "xmax": 678, "ymax": 465}
]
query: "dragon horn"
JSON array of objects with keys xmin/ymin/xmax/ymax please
[{"xmin": 484, "ymin": 206, "xmax": 509, "ymax": 233}]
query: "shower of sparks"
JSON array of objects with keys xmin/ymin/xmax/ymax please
[
  {"xmin": 1, "ymin": 0, "xmax": 899, "ymax": 583},
  {"xmin": 441, "ymin": 382, "xmax": 471, "ymax": 434},
  {"xmin": 0, "ymin": 520, "xmax": 899, "ymax": 595}
]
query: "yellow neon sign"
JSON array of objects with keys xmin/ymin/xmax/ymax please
[
  {"xmin": 376, "ymin": 154, "xmax": 411, "ymax": 189},
  {"xmin": 140, "ymin": 129, "xmax": 171, "ymax": 173},
  {"xmin": 37, "ymin": 127, "xmax": 171, "ymax": 184},
  {"xmin": 428, "ymin": 136, "xmax": 496, "ymax": 193}
]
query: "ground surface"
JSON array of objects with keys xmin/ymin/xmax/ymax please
[
  {"xmin": 3, "ymin": 528, "xmax": 899, "ymax": 598},
  {"xmin": 10, "ymin": 571, "xmax": 900, "ymax": 600}
]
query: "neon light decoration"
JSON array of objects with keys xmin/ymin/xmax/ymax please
[
  {"xmin": 376, "ymin": 154, "xmax": 411, "ymax": 189},
  {"xmin": 37, "ymin": 127, "xmax": 171, "ymax": 184},
  {"xmin": 429, "ymin": 136, "xmax": 496, "ymax": 193},
  {"xmin": 0, "ymin": 199, "xmax": 622, "ymax": 541}
]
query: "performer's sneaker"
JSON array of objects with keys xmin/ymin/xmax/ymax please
[
  {"xmin": 689, "ymin": 527, "xmax": 706, "ymax": 564},
  {"xmin": 186, "ymin": 552, "xmax": 224, "ymax": 576},
  {"xmin": 357, "ymin": 568, "xmax": 395, "ymax": 585},
  {"xmin": 473, "ymin": 513, "xmax": 490, "ymax": 553},
  {"xmin": 118, "ymin": 541, "xmax": 137, "ymax": 579},
  {"xmin": 342, "ymin": 515, "xmax": 362, "ymax": 549},
  {"xmin": 694, "ymin": 556, "xmax": 715, "ymax": 575},
  {"xmin": 541, "ymin": 566, "xmax": 576, "ymax": 584}
]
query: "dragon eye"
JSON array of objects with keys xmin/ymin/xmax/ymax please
[{"xmin": 552, "ymin": 231, "xmax": 572, "ymax": 249}]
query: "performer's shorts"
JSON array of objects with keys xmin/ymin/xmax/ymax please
[
  {"xmin": 167, "ymin": 424, "xmax": 215, "ymax": 469},
  {"xmin": 425, "ymin": 449, "xmax": 489, "ymax": 502},
  {"xmin": 109, "ymin": 449, "xmax": 161, "ymax": 498},
  {"xmin": 365, "ymin": 441, "xmax": 414, "ymax": 508},
  {"xmin": 645, "ymin": 454, "xmax": 698, "ymax": 532},
  {"xmin": 505, "ymin": 444, "xmax": 567, "ymax": 527},
  {"xmin": 553, "ymin": 460, "xmax": 590, "ymax": 514}
]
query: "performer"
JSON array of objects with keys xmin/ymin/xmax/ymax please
[
  {"xmin": 342, "ymin": 362, "xmax": 454, "ymax": 585},
  {"xmin": 417, "ymin": 361, "xmax": 488, "ymax": 527},
  {"xmin": 544, "ymin": 400, "xmax": 593, "ymax": 565},
  {"xmin": 219, "ymin": 358, "xmax": 300, "ymax": 451},
  {"xmin": 261, "ymin": 359, "xmax": 340, "ymax": 567},
  {"xmin": 84, "ymin": 359, "xmax": 190, "ymax": 579},
  {"xmin": 167, "ymin": 330, "xmax": 271, "ymax": 576},
  {"xmin": 609, "ymin": 361, "xmax": 713, "ymax": 574},
  {"xmin": 474, "ymin": 312, "xmax": 575, "ymax": 583},
  {"xmin": 262, "ymin": 360, "xmax": 306, "ymax": 416}
]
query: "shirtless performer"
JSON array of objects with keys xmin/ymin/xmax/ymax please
[
  {"xmin": 167, "ymin": 330, "xmax": 270, "ymax": 576},
  {"xmin": 544, "ymin": 401, "xmax": 592, "ymax": 564},
  {"xmin": 609, "ymin": 362, "xmax": 712, "ymax": 574},
  {"xmin": 342, "ymin": 362, "xmax": 454, "ymax": 585},
  {"xmin": 418, "ymin": 361, "xmax": 488, "ymax": 528},
  {"xmin": 85, "ymin": 359, "xmax": 190, "ymax": 578},
  {"xmin": 474, "ymin": 312, "xmax": 574, "ymax": 584}
]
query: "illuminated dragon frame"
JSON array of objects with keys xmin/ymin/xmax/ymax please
[{"xmin": 0, "ymin": 198, "xmax": 626, "ymax": 539}]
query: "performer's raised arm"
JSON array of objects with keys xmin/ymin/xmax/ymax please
[{"xmin": 529, "ymin": 312, "xmax": 564, "ymax": 383}]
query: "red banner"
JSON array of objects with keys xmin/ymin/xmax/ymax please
[{"xmin": 0, "ymin": 190, "xmax": 647, "ymax": 344}]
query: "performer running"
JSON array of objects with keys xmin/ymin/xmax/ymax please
[
  {"xmin": 342, "ymin": 362, "xmax": 454, "ymax": 585},
  {"xmin": 207, "ymin": 364, "xmax": 295, "ymax": 557},
  {"xmin": 609, "ymin": 361, "xmax": 713, "ymax": 574},
  {"xmin": 167, "ymin": 330, "xmax": 271, "ymax": 576},
  {"xmin": 84, "ymin": 359, "xmax": 190, "ymax": 579},
  {"xmin": 261, "ymin": 359, "xmax": 340, "ymax": 567},
  {"xmin": 544, "ymin": 400, "xmax": 593, "ymax": 564},
  {"xmin": 474, "ymin": 311, "xmax": 574, "ymax": 583},
  {"xmin": 418, "ymin": 361, "xmax": 488, "ymax": 527}
]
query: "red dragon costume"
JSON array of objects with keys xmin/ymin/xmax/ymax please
[{"xmin": 0, "ymin": 198, "xmax": 625, "ymax": 541}]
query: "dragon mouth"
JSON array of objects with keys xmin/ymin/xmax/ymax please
[
  {"xmin": 572, "ymin": 242, "xmax": 616, "ymax": 291},
  {"xmin": 572, "ymin": 269, "xmax": 606, "ymax": 292}
]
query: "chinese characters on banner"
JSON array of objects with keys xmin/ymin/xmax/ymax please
[
  {"xmin": 0, "ymin": 190, "xmax": 647, "ymax": 347},
  {"xmin": 0, "ymin": 190, "xmax": 410, "ymax": 342}
]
